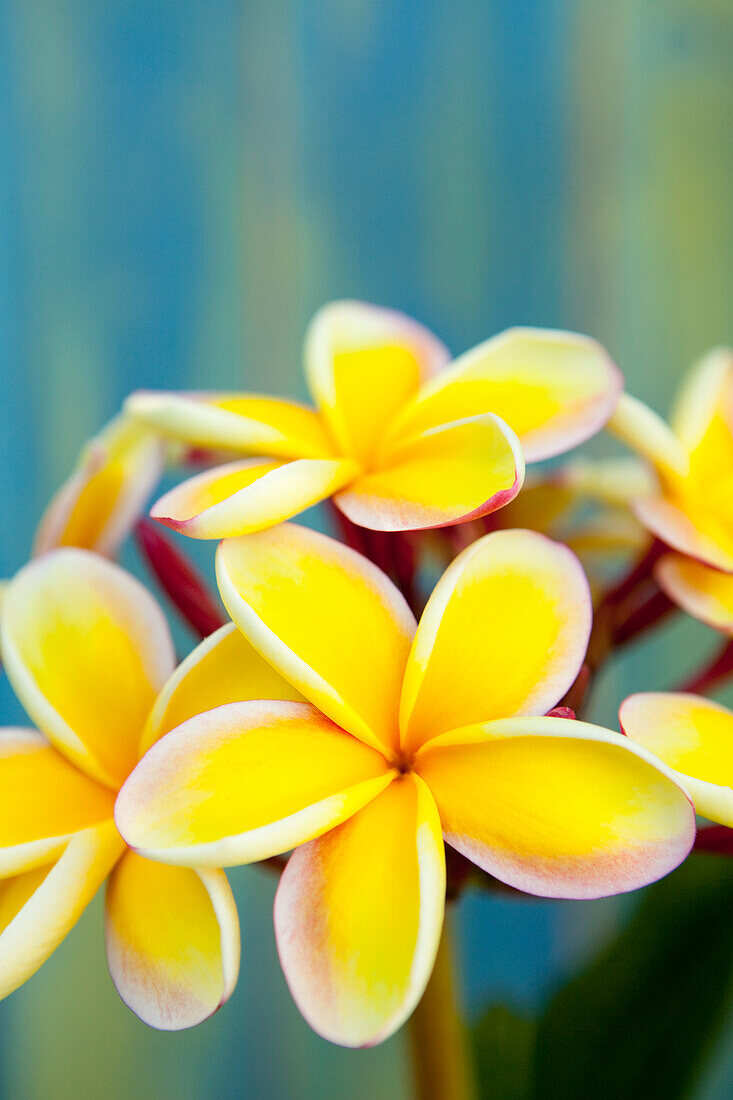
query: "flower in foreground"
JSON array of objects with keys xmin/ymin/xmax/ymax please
[
  {"xmin": 116, "ymin": 523, "xmax": 694, "ymax": 1047},
  {"xmin": 125, "ymin": 300, "xmax": 622, "ymax": 537},
  {"xmin": 621, "ymin": 693, "xmax": 733, "ymax": 828},
  {"xmin": 33, "ymin": 415, "xmax": 164, "ymax": 557},
  {"xmin": 611, "ymin": 347, "xmax": 733, "ymax": 572},
  {"xmin": 0, "ymin": 550, "xmax": 243, "ymax": 1028}
]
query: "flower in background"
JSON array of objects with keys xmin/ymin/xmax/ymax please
[
  {"xmin": 125, "ymin": 300, "xmax": 622, "ymax": 537},
  {"xmin": 494, "ymin": 456, "xmax": 654, "ymax": 597},
  {"xmin": 621, "ymin": 693, "xmax": 733, "ymax": 828},
  {"xmin": 33, "ymin": 415, "xmax": 164, "ymax": 557},
  {"xmin": 611, "ymin": 348, "xmax": 733, "ymax": 571},
  {"xmin": 0, "ymin": 549, "xmax": 248, "ymax": 1029},
  {"xmin": 116, "ymin": 523, "xmax": 693, "ymax": 1047}
]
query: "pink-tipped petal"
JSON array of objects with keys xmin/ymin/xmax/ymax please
[{"xmin": 275, "ymin": 775, "xmax": 445, "ymax": 1047}]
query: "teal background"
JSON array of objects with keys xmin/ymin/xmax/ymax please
[{"xmin": 1, "ymin": 2, "xmax": 733, "ymax": 1097}]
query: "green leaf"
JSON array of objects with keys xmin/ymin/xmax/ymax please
[
  {"xmin": 472, "ymin": 1004, "xmax": 535, "ymax": 1100},
  {"xmin": 534, "ymin": 856, "xmax": 733, "ymax": 1100}
]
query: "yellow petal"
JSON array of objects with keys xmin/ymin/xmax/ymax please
[
  {"xmin": 105, "ymin": 851, "xmax": 240, "ymax": 1030},
  {"xmin": 335, "ymin": 414, "xmax": 524, "ymax": 531},
  {"xmin": 386, "ymin": 327, "xmax": 622, "ymax": 463},
  {"xmin": 1, "ymin": 550, "xmax": 175, "ymax": 788},
  {"xmin": 141, "ymin": 621, "xmax": 303, "ymax": 756},
  {"xmin": 633, "ymin": 495, "xmax": 733, "ymax": 572},
  {"xmin": 672, "ymin": 348, "xmax": 733, "ymax": 484},
  {"xmin": 399, "ymin": 529, "xmax": 591, "ymax": 751},
  {"xmin": 216, "ymin": 524, "xmax": 415, "ymax": 754},
  {"xmin": 607, "ymin": 393, "xmax": 689, "ymax": 480},
  {"xmin": 0, "ymin": 728, "xmax": 115, "ymax": 876},
  {"xmin": 116, "ymin": 701, "xmax": 395, "ymax": 866},
  {"xmin": 416, "ymin": 717, "xmax": 694, "ymax": 899},
  {"xmin": 620, "ymin": 692, "xmax": 733, "ymax": 827},
  {"xmin": 274, "ymin": 774, "xmax": 445, "ymax": 1047},
  {"xmin": 126, "ymin": 391, "xmax": 334, "ymax": 459},
  {"xmin": 150, "ymin": 457, "xmax": 358, "ymax": 539},
  {"xmin": 304, "ymin": 300, "xmax": 450, "ymax": 465},
  {"xmin": 655, "ymin": 554, "xmax": 733, "ymax": 632},
  {"xmin": 0, "ymin": 821, "xmax": 123, "ymax": 999},
  {"xmin": 33, "ymin": 416, "xmax": 164, "ymax": 557}
]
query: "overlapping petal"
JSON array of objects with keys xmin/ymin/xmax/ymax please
[
  {"xmin": 274, "ymin": 774, "xmax": 445, "ymax": 1047},
  {"xmin": 0, "ymin": 729, "xmax": 115, "ymax": 876},
  {"xmin": 304, "ymin": 300, "xmax": 450, "ymax": 465},
  {"xmin": 620, "ymin": 693, "xmax": 733, "ymax": 827},
  {"xmin": 335, "ymin": 414, "xmax": 523, "ymax": 531},
  {"xmin": 415, "ymin": 718, "xmax": 695, "ymax": 899},
  {"xmin": 671, "ymin": 348, "xmax": 733, "ymax": 484},
  {"xmin": 33, "ymin": 416, "xmax": 164, "ymax": 557},
  {"xmin": 0, "ymin": 821, "xmax": 123, "ymax": 999},
  {"xmin": 150, "ymin": 457, "xmax": 358, "ymax": 539},
  {"xmin": 399, "ymin": 529, "xmax": 591, "ymax": 751},
  {"xmin": 141, "ymin": 622, "xmax": 303, "ymax": 755},
  {"xmin": 105, "ymin": 851, "xmax": 240, "ymax": 1030},
  {"xmin": 126, "ymin": 391, "xmax": 334, "ymax": 460},
  {"xmin": 0, "ymin": 550, "xmax": 175, "ymax": 788},
  {"xmin": 216, "ymin": 524, "xmax": 416, "ymax": 754},
  {"xmin": 633, "ymin": 495, "xmax": 733, "ymax": 572},
  {"xmin": 116, "ymin": 701, "xmax": 394, "ymax": 867},
  {"xmin": 656, "ymin": 554, "xmax": 733, "ymax": 632},
  {"xmin": 385, "ymin": 327, "xmax": 622, "ymax": 463}
]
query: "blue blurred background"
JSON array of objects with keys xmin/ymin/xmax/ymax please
[{"xmin": 1, "ymin": 2, "xmax": 732, "ymax": 1097}]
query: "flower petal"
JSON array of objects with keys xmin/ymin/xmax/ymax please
[
  {"xmin": 304, "ymin": 300, "xmax": 450, "ymax": 465},
  {"xmin": 33, "ymin": 416, "xmax": 164, "ymax": 557},
  {"xmin": 0, "ymin": 728, "xmax": 115, "ymax": 876},
  {"xmin": 274, "ymin": 774, "xmax": 445, "ymax": 1047},
  {"xmin": 216, "ymin": 524, "xmax": 416, "ymax": 754},
  {"xmin": 150, "ymin": 457, "xmax": 358, "ymax": 539},
  {"xmin": 416, "ymin": 717, "xmax": 694, "ymax": 899},
  {"xmin": 671, "ymin": 348, "xmax": 733, "ymax": 483},
  {"xmin": 116, "ymin": 701, "xmax": 395, "ymax": 867},
  {"xmin": 126, "ymin": 391, "xmax": 334, "ymax": 459},
  {"xmin": 655, "ymin": 554, "xmax": 733, "ymax": 632},
  {"xmin": 399, "ymin": 529, "xmax": 591, "ymax": 751},
  {"xmin": 0, "ymin": 821, "xmax": 123, "ymax": 999},
  {"xmin": 607, "ymin": 393, "xmax": 689, "ymax": 480},
  {"xmin": 1, "ymin": 550, "xmax": 175, "ymax": 788},
  {"xmin": 105, "ymin": 851, "xmax": 240, "ymax": 1030},
  {"xmin": 141, "ymin": 622, "xmax": 303, "ymax": 755},
  {"xmin": 620, "ymin": 692, "xmax": 733, "ymax": 827},
  {"xmin": 335, "ymin": 414, "xmax": 524, "ymax": 531},
  {"xmin": 633, "ymin": 495, "xmax": 733, "ymax": 571},
  {"xmin": 386, "ymin": 327, "xmax": 622, "ymax": 463}
]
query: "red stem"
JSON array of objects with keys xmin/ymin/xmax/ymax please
[
  {"xmin": 693, "ymin": 825, "xmax": 733, "ymax": 855},
  {"xmin": 612, "ymin": 587, "xmax": 675, "ymax": 647},
  {"xmin": 135, "ymin": 520, "xmax": 226, "ymax": 639},
  {"xmin": 677, "ymin": 637, "xmax": 733, "ymax": 695}
]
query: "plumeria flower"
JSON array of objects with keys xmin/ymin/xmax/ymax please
[
  {"xmin": 116, "ymin": 523, "xmax": 694, "ymax": 1047},
  {"xmin": 621, "ymin": 693, "xmax": 733, "ymax": 828},
  {"xmin": 33, "ymin": 414, "xmax": 164, "ymax": 557},
  {"xmin": 0, "ymin": 549, "xmax": 244, "ymax": 1029},
  {"xmin": 125, "ymin": 300, "xmax": 622, "ymax": 537},
  {"xmin": 610, "ymin": 348, "xmax": 733, "ymax": 571}
]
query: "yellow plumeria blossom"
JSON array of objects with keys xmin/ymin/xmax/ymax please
[
  {"xmin": 621, "ymin": 693, "xmax": 733, "ymax": 828},
  {"xmin": 33, "ymin": 414, "xmax": 164, "ymax": 557},
  {"xmin": 116, "ymin": 524, "xmax": 694, "ymax": 1047},
  {"xmin": 125, "ymin": 300, "xmax": 622, "ymax": 536},
  {"xmin": 610, "ymin": 348, "xmax": 733, "ymax": 571},
  {"xmin": 0, "ymin": 549, "xmax": 245, "ymax": 1029}
]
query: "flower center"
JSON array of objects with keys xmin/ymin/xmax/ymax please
[{"xmin": 391, "ymin": 749, "xmax": 415, "ymax": 776}]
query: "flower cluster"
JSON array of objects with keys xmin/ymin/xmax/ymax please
[{"xmin": 2, "ymin": 300, "xmax": 732, "ymax": 1046}]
